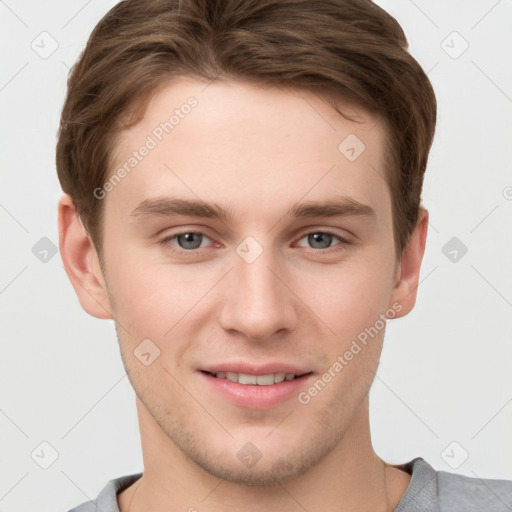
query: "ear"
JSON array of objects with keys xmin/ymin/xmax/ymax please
[
  {"xmin": 58, "ymin": 194, "xmax": 113, "ymax": 319},
  {"xmin": 388, "ymin": 207, "xmax": 429, "ymax": 318}
]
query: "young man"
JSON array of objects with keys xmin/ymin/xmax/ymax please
[{"xmin": 56, "ymin": 0, "xmax": 512, "ymax": 510}]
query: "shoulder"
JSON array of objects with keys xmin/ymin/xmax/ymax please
[
  {"xmin": 67, "ymin": 501, "xmax": 102, "ymax": 512},
  {"xmin": 66, "ymin": 473, "xmax": 143, "ymax": 512},
  {"xmin": 393, "ymin": 457, "xmax": 512, "ymax": 512},
  {"xmin": 437, "ymin": 468, "xmax": 512, "ymax": 511}
]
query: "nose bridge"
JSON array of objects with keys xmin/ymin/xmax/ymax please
[{"xmin": 218, "ymin": 241, "xmax": 296, "ymax": 341}]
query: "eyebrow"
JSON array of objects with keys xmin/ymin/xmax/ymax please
[{"xmin": 130, "ymin": 195, "xmax": 376, "ymax": 222}]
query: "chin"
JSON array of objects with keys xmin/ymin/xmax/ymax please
[{"xmin": 192, "ymin": 450, "xmax": 315, "ymax": 486}]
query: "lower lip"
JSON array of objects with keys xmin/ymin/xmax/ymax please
[{"xmin": 198, "ymin": 371, "xmax": 313, "ymax": 409}]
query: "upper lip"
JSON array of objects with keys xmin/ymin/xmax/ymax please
[{"xmin": 199, "ymin": 362, "xmax": 312, "ymax": 376}]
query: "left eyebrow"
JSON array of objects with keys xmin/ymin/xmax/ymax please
[{"xmin": 287, "ymin": 196, "xmax": 376, "ymax": 221}]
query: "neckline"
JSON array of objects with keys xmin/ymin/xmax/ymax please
[{"xmin": 110, "ymin": 457, "xmax": 434, "ymax": 512}]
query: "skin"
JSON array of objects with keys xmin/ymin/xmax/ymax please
[{"xmin": 59, "ymin": 77, "xmax": 428, "ymax": 512}]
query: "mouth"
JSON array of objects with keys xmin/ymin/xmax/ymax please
[
  {"xmin": 198, "ymin": 368, "xmax": 314, "ymax": 409},
  {"xmin": 201, "ymin": 370, "xmax": 311, "ymax": 385}
]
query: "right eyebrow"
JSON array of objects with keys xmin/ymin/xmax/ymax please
[{"xmin": 130, "ymin": 197, "xmax": 234, "ymax": 222}]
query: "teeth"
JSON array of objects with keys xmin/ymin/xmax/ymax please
[
  {"xmin": 274, "ymin": 372, "xmax": 286, "ymax": 383},
  {"xmin": 213, "ymin": 372, "xmax": 297, "ymax": 385},
  {"xmin": 256, "ymin": 374, "xmax": 274, "ymax": 385},
  {"xmin": 226, "ymin": 372, "xmax": 238, "ymax": 382},
  {"xmin": 239, "ymin": 373, "xmax": 257, "ymax": 385}
]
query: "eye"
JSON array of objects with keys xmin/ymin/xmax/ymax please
[
  {"xmin": 160, "ymin": 231, "xmax": 212, "ymax": 251},
  {"xmin": 296, "ymin": 231, "xmax": 350, "ymax": 250}
]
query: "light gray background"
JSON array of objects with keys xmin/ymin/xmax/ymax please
[{"xmin": 1, "ymin": 1, "xmax": 511, "ymax": 511}]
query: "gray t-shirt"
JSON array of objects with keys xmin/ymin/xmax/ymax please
[{"xmin": 67, "ymin": 457, "xmax": 512, "ymax": 511}]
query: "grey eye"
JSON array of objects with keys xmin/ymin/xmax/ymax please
[
  {"xmin": 176, "ymin": 232, "xmax": 204, "ymax": 250},
  {"xmin": 304, "ymin": 232, "xmax": 335, "ymax": 249}
]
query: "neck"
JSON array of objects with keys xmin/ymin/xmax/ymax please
[{"xmin": 119, "ymin": 396, "xmax": 410, "ymax": 512}]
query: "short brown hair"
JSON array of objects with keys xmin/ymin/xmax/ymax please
[{"xmin": 56, "ymin": 0, "xmax": 436, "ymax": 260}]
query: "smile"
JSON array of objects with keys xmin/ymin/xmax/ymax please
[
  {"xmin": 199, "ymin": 370, "xmax": 313, "ymax": 409},
  {"xmin": 204, "ymin": 371, "xmax": 301, "ymax": 385}
]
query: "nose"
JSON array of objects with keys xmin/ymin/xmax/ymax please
[{"xmin": 218, "ymin": 245, "xmax": 298, "ymax": 342}]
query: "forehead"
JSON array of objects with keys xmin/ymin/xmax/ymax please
[{"xmin": 107, "ymin": 77, "xmax": 390, "ymax": 227}]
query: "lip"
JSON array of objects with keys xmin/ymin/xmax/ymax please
[
  {"xmin": 198, "ymin": 368, "xmax": 314, "ymax": 409},
  {"xmin": 199, "ymin": 362, "xmax": 311, "ymax": 376}
]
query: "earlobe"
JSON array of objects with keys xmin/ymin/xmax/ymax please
[
  {"xmin": 389, "ymin": 208, "xmax": 429, "ymax": 319},
  {"xmin": 57, "ymin": 194, "xmax": 113, "ymax": 319}
]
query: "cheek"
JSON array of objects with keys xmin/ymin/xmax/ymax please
[
  {"xmin": 293, "ymin": 251, "xmax": 395, "ymax": 339},
  {"xmin": 104, "ymin": 252, "xmax": 170, "ymax": 341},
  {"xmin": 105, "ymin": 249, "xmax": 219, "ymax": 342}
]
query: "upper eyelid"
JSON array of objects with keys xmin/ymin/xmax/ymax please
[
  {"xmin": 295, "ymin": 231, "xmax": 349, "ymax": 248},
  {"xmin": 297, "ymin": 231, "xmax": 345, "ymax": 240}
]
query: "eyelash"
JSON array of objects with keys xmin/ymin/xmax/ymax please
[{"xmin": 158, "ymin": 230, "xmax": 352, "ymax": 255}]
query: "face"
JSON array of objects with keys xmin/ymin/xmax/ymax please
[{"xmin": 98, "ymin": 78, "xmax": 403, "ymax": 485}]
